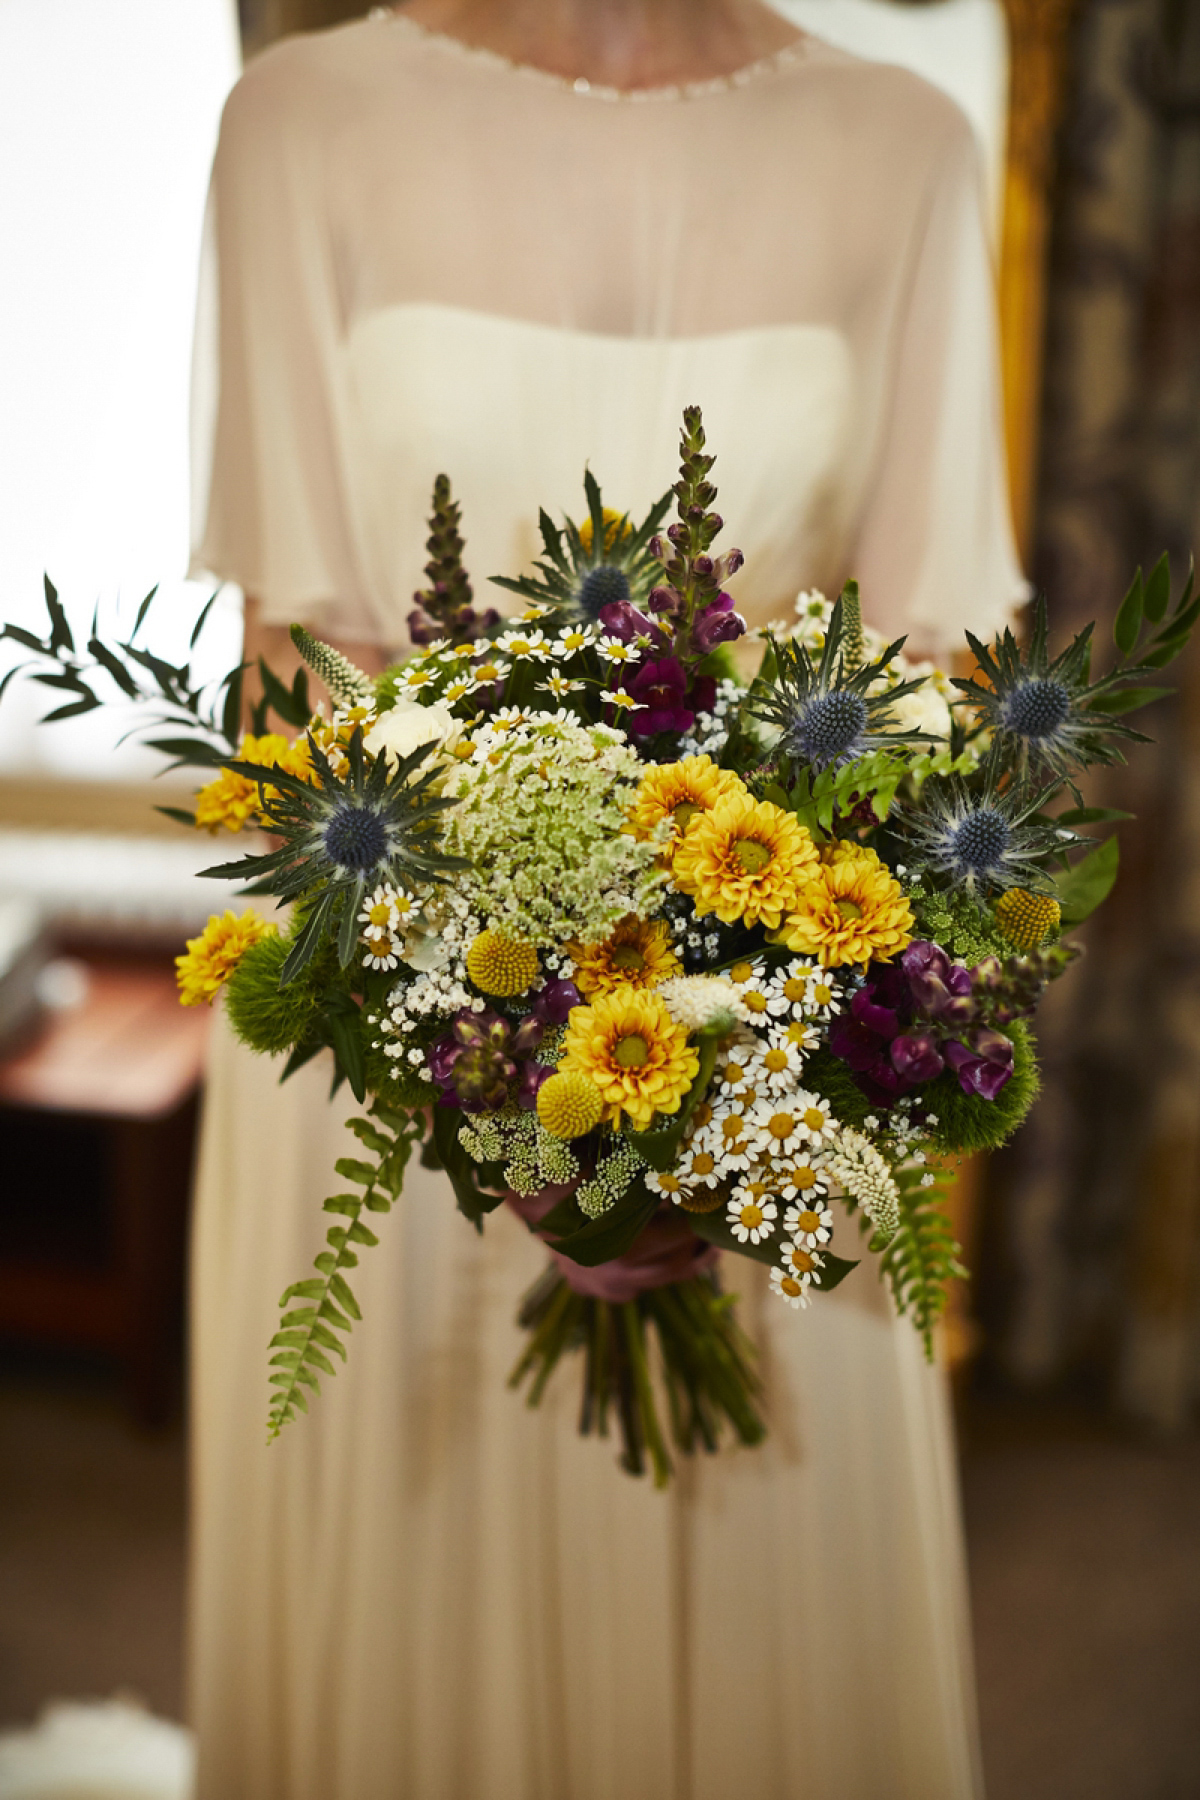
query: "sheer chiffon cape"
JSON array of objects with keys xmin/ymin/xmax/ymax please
[{"xmin": 188, "ymin": 15, "xmax": 1016, "ymax": 1797}]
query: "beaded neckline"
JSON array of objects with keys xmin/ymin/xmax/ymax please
[{"xmin": 371, "ymin": 8, "xmax": 813, "ymax": 104}]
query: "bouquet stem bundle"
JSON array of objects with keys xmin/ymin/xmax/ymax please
[{"xmin": 511, "ymin": 1264, "xmax": 765, "ymax": 1487}]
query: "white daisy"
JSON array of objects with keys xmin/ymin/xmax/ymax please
[
  {"xmin": 725, "ymin": 956, "xmax": 787, "ymax": 1021},
  {"xmin": 677, "ymin": 1144, "xmax": 723, "ymax": 1190},
  {"xmin": 726, "ymin": 1190, "xmax": 778, "ymax": 1245},
  {"xmin": 779, "ymin": 1240, "xmax": 824, "ymax": 1288},
  {"xmin": 779, "ymin": 1019, "xmax": 821, "ymax": 1057},
  {"xmin": 646, "ymin": 1169, "xmax": 688, "ymax": 1203},
  {"xmin": 803, "ymin": 973, "xmax": 843, "ymax": 1020},
  {"xmin": 497, "ymin": 627, "xmax": 554, "ymax": 662},
  {"xmin": 470, "ymin": 654, "xmax": 510, "ymax": 686},
  {"xmin": 777, "ymin": 1157, "xmax": 831, "ymax": 1206},
  {"xmin": 537, "ymin": 672, "xmax": 586, "ymax": 698},
  {"xmin": 748, "ymin": 1098, "xmax": 809, "ymax": 1159},
  {"xmin": 491, "ymin": 705, "xmax": 534, "ymax": 731},
  {"xmin": 439, "ymin": 676, "xmax": 477, "ymax": 705},
  {"xmin": 749, "ymin": 1037, "xmax": 807, "ymax": 1092},
  {"xmin": 696, "ymin": 1109, "xmax": 756, "ymax": 1172},
  {"xmin": 553, "ymin": 624, "xmax": 597, "ymax": 657},
  {"xmin": 518, "ymin": 602, "xmax": 552, "ymax": 621},
  {"xmin": 361, "ymin": 927, "xmax": 402, "ymax": 971},
  {"xmin": 770, "ymin": 1265, "xmax": 815, "ymax": 1310},
  {"xmin": 714, "ymin": 1029, "xmax": 760, "ymax": 1098},
  {"xmin": 397, "ymin": 664, "xmax": 438, "ymax": 692},
  {"xmin": 766, "ymin": 957, "xmax": 819, "ymax": 1011},
  {"xmin": 784, "ymin": 1199, "xmax": 834, "ymax": 1248},
  {"xmin": 597, "ymin": 636, "xmax": 638, "ymax": 666},
  {"xmin": 607, "ymin": 687, "xmax": 647, "ymax": 711},
  {"xmin": 793, "ymin": 1093, "xmax": 837, "ymax": 1150}
]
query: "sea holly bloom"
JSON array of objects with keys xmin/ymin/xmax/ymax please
[
  {"xmin": 906, "ymin": 757, "xmax": 1070, "ymax": 896},
  {"xmin": 749, "ymin": 585, "xmax": 934, "ymax": 772}
]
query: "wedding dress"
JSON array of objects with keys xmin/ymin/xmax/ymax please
[{"xmin": 188, "ymin": 16, "xmax": 1024, "ymax": 1798}]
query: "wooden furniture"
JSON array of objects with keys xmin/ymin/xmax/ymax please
[{"xmin": 0, "ymin": 953, "xmax": 209, "ymax": 1424}]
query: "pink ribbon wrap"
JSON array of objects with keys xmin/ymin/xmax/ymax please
[{"xmin": 506, "ymin": 1188, "xmax": 720, "ymax": 1303}]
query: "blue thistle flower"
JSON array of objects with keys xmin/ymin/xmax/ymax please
[
  {"xmin": 488, "ymin": 469, "xmax": 671, "ymax": 623},
  {"xmin": 201, "ymin": 727, "xmax": 466, "ymax": 980},
  {"xmin": 749, "ymin": 584, "xmax": 936, "ymax": 773},
  {"xmin": 906, "ymin": 765, "xmax": 1070, "ymax": 895}
]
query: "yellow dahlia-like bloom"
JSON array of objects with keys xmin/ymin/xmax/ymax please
[
  {"xmin": 671, "ymin": 792, "xmax": 820, "ymax": 930},
  {"xmin": 466, "ymin": 931, "xmax": 539, "ymax": 997},
  {"xmin": 176, "ymin": 910, "xmax": 273, "ymax": 1007},
  {"xmin": 194, "ymin": 733, "xmax": 314, "ymax": 834},
  {"xmin": 569, "ymin": 914, "xmax": 680, "ymax": 998},
  {"xmin": 537, "ymin": 1071, "xmax": 605, "ymax": 1139},
  {"xmin": 779, "ymin": 846, "xmax": 913, "ymax": 968},
  {"xmin": 559, "ymin": 986, "xmax": 699, "ymax": 1130},
  {"xmin": 578, "ymin": 507, "xmax": 633, "ymax": 556},
  {"xmin": 627, "ymin": 756, "xmax": 746, "ymax": 855}
]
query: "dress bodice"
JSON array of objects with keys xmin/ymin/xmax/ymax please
[{"xmin": 191, "ymin": 11, "xmax": 1024, "ymax": 654}]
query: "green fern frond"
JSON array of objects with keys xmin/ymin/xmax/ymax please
[
  {"xmin": 289, "ymin": 624, "xmax": 374, "ymax": 710},
  {"xmin": 877, "ymin": 1163, "xmax": 966, "ymax": 1359},
  {"xmin": 266, "ymin": 1100, "xmax": 423, "ymax": 1438}
]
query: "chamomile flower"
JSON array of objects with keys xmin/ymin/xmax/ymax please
[
  {"xmin": 647, "ymin": 1168, "xmax": 688, "ymax": 1203},
  {"xmin": 398, "ymin": 664, "xmax": 438, "ymax": 693},
  {"xmin": 440, "ymin": 676, "xmax": 477, "ymax": 705},
  {"xmin": 361, "ymin": 929, "xmax": 402, "ymax": 971},
  {"xmin": 727, "ymin": 1189, "xmax": 778, "ymax": 1244},
  {"xmin": 794, "ymin": 1093, "xmax": 836, "ymax": 1149},
  {"xmin": 725, "ymin": 956, "xmax": 788, "ymax": 1021},
  {"xmin": 538, "ymin": 672, "xmax": 586, "ymax": 699},
  {"xmin": 770, "ymin": 1265, "xmax": 814, "ymax": 1309},
  {"xmin": 780, "ymin": 1240, "xmax": 824, "ymax": 1285},
  {"xmin": 698, "ymin": 1108, "xmax": 756, "ymax": 1171},
  {"xmin": 677, "ymin": 1144, "xmax": 723, "ymax": 1190},
  {"xmin": 518, "ymin": 602, "xmax": 552, "ymax": 621},
  {"xmin": 598, "ymin": 636, "xmax": 638, "ymax": 666},
  {"xmin": 784, "ymin": 1199, "xmax": 834, "ymax": 1248},
  {"xmin": 714, "ymin": 1029, "xmax": 759, "ymax": 1097},
  {"xmin": 553, "ymin": 624, "xmax": 597, "ymax": 657},
  {"xmin": 607, "ymin": 687, "xmax": 647, "ymax": 711},
  {"xmin": 491, "ymin": 705, "xmax": 534, "ymax": 731},
  {"xmin": 778, "ymin": 1158, "xmax": 830, "ymax": 1205},
  {"xmin": 780, "ymin": 1019, "xmax": 821, "ymax": 1057},
  {"xmin": 497, "ymin": 627, "xmax": 554, "ymax": 663},
  {"xmin": 749, "ymin": 1037, "xmax": 807, "ymax": 1091},
  {"xmin": 748, "ymin": 1099, "xmax": 810, "ymax": 1159},
  {"xmin": 470, "ymin": 654, "xmax": 510, "ymax": 687}
]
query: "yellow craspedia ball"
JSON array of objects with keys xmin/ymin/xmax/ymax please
[
  {"xmin": 465, "ymin": 931, "xmax": 540, "ymax": 997},
  {"xmin": 536, "ymin": 1071, "xmax": 605, "ymax": 1139},
  {"xmin": 994, "ymin": 888, "xmax": 1061, "ymax": 953}
]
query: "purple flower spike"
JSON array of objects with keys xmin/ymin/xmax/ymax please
[
  {"xmin": 597, "ymin": 600, "xmax": 663, "ymax": 646},
  {"xmin": 517, "ymin": 1061, "xmax": 553, "ymax": 1111},
  {"xmin": 626, "ymin": 657, "xmax": 695, "ymax": 737},
  {"xmin": 944, "ymin": 1029, "xmax": 1014, "ymax": 1100},
  {"xmin": 849, "ymin": 983, "xmax": 901, "ymax": 1039},
  {"xmin": 692, "ymin": 589, "xmax": 747, "ymax": 656},
  {"xmin": 890, "ymin": 1032, "xmax": 945, "ymax": 1084},
  {"xmin": 534, "ymin": 978, "xmax": 581, "ymax": 1024}
]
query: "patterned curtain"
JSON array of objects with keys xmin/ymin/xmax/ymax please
[{"xmin": 985, "ymin": 0, "xmax": 1200, "ymax": 1427}]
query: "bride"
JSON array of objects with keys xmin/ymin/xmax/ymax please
[{"xmin": 189, "ymin": 1, "xmax": 1024, "ymax": 1794}]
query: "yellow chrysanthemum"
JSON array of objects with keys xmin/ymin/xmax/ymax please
[
  {"xmin": 578, "ymin": 508, "xmax": 633, "ymax": 555},
  {"xmin": 466, "ymin": 931, "xmax": 540, "ymax": 997},
  {"xmin": 537, "ymin": 1071, "xmax": 605, "ymax": 1139},
  {"xmin": 176, "ymin": 909, "xmax": 273, "ymax": 1007},
  {"xmin": 626, "ymin": 755, "xmax": 746, "ymax": 855},
  {"xmin": 779, "ymin": 846, "xmax": 914, "ymax": 968},
  {"xmin": 568, "ymin": 914, "xmax": 680, "ymax": 998},
  {"xmin": 559, "ymin": 985, "xmax": 699, "ymax": 1130},
  {"xmin": 193, "ymin": 733, "xmax": 314, "ymax": 834},
  {"xmin": 671, "ymin": 792, "xmax": 820, "ymax": 930},
  {"xmin": 994, "ymin": 887, "xmax": 1061, "ymax": 953}
]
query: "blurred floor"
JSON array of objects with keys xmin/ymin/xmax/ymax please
[
  {"xmin": 0, "ymin": 1363, "xmax": 1197, "ymax": 1797},
  {"xmin": 0, "ymin": 1356, "xmax": 185, "ymax": 1728}
]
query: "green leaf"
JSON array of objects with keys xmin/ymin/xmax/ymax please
[
  {"xmin": 327, "ymin": 1006, "xmax": 367, "ymax": 1104},
  {"xmin": 550, "ymin": 1187, "xmax": 659, "ymax": 1268},
  {"xmin": 1054, "ymin": 806, "xmax": 1133, "ymax": 826},
  {"xmin": 1143, "ymin": 551, "xmax": 1171, "ymax": 623},
  {"xmin": 1113, "ymin": 569, "xmax": 1144, "ymax": 657},
  {"xmin": 333, "ymin": 1157, "xmax": 377, "ymax": 1186},
  {"xmin": 1086, "ymin": 686, "xmax": 1171, "ymax": 716},
  {"xmin": 347, "ymin": 1219, "xmax": 379, "ymax": 1247},
  {"xmin": 44, "ymin": 575, "xmax": 73, "ymax": 653},
  {"xmin": 257, "ymin": 655, "xmax": 311, "ymax": 727},
  {"xmin": 628, "ymin": 1036, "xmax": 719, "ymax": 1171},
  {"xmin": 329, "ymin": 1273, "xmax": 361, "ymax": 1320},
  {"xmin": 1055, "ymin": 835, "xmax": 1119, "ymax": 925},
  {"xmin": 322, "ymin": 1195, "xmax": 360, "ymax": 1217},
  {"xmin": 817, "ymin": 1252, "xmax": 860, "ymax": 1293}
]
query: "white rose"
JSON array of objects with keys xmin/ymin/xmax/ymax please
[
  {"xmin": 888, "ymin": 678, "xmax": 952, "ymax": 743},
  {"xmin": 364, "ymin": 699, "xmax": 459, "ymax": 772}
]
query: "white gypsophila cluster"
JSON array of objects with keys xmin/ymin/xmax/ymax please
[
  {"xmin": 657, "ymin": 975, "xmax": 741, "ymax": 1034},
  {"xmin": 399, "ymin": 887, "xmax": 481, "ymax": 976},
  {"xmin": 823, "ymin": 1128, "xmax": 901, "ymax": 1241},
  {"xmin": 676, "ymin": 677, "xmax": 747, "ymax": 760},
  {"xmin": 378, "ymin": 965, "xmax": 481, "ymax": 1069},
  {"xmin": 442, "ymin": 711, "xmax": 665, "ymax": 947}
]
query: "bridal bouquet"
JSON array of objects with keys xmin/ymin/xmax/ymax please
[{"xmin": 4, "ymin": 408, "xmax": 1194, "ymax": 1482}]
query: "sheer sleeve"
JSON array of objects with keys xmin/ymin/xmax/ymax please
[
  {"xmin": 188, "ymin": 55, "xmax": 380, "ymax": 643},
  {"xmin": 849, "ymin": 108, "xmax": 1027, "ymax": 656}
]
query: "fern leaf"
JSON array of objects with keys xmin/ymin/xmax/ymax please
[
  {"xmin": 877, "ymin": 1163, "xmax": 966, "ymax": 1359},
  {"xmin": 266, "ymin": 1099, "xmax": 423, "ymax": 1438}
]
